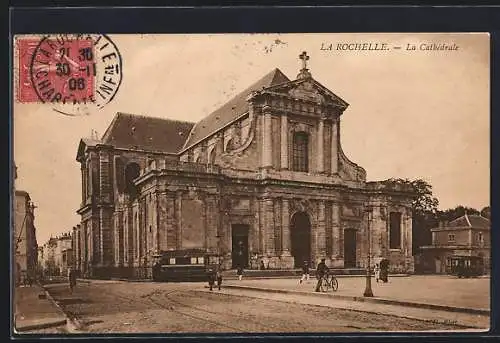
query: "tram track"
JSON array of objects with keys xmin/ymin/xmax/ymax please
[{"xmin": 83, "ymin": 286, "xmax": 274, "ymax": 333}]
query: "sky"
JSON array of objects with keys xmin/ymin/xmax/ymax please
[{"xmin": 13, "ymin": 33, "xmax": 490, "ymax": 245}]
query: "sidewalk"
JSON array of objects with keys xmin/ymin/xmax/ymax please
[
  {"xmin": 13, "ymin": 284, "xmax": 67, "ymax": 332},
  {"xmin": 224, "ymin": 275, "xmax": 490, "ymax": 315}
]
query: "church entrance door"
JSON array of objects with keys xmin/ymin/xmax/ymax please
[
  {"xmin": 290, "ymin": 212, "xmax": 312, "ymax": 268},
  {"xmin": 231, "ymin": 224, "xmax": 249, "ymax": 269},
  {"xmin": 344, "ymin": 229, "xmax": 357, "ymax": 268}
]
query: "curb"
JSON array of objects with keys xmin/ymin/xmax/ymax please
[
  {"xmin": 15, "ymin": 285, "xmax": 68, "ymax": 332},
  {"xmin": 196, "ymin": 288, "xmax": 487, "ymax": 330},
  {"xmin": 224, "ymin": 285, "xmax": 490, "ymax": 316},
  {"xmin": 39, "ymin": 285, "xmax": 84, "ymax": 332},
  {"xmin": 15, "ymin": 318, "xmax": 68, "ymax": 333}
]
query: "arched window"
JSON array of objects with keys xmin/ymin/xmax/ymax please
[
  {"xmin": 125, "ymin": 163, "xmax": 141, "ymax": 199},
  {"xmin": 209, "ymin": 148, "xmax": 217, "ymax": 165},
  {"xmin": 292, "ymin": 132, "xmax": 309, "ymax": 172}
]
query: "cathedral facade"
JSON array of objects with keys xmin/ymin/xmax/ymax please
[{"xmin": 75, "ymin": 53, "xmax": 415, "ymax": 278}]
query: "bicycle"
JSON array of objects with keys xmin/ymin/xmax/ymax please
[{"xmin": 319, "ymin": 273, "xmax": 339, "ymax": 292}]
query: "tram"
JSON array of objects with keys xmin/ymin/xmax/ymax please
[
  {"xmin": 446, "ymin": 255, "xmax": 484, "ymax": 278},
  {"xmin": 152, "ymin": 249, "xmax": 222, "ymax": 282}
]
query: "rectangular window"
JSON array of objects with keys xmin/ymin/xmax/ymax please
[
  {"xmin": 448, "ymin": 234, "xmax": 455, "ymax": 242},
  {"xmin": 389, "ymin": 212, "xmax": 402, "ymax": 249},
  {"xmin": 292, "ymin": 132, "xmax": 309, "ymax": 172}
]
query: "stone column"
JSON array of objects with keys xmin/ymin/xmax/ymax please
[
  {"xmin": 99, "ymin": 149, "xmax": 112, "ymax": 204},
  {"xmin": 281, "ymin": 198, "xmax": 291, "ymax": 256},
  {"xmin": 157, "ymin": 192, "xmax": 168, "ymax": 251},
  {"xmin": 176, "ymin": 191, "xmax": 183, "ymax": 249},
  {"xmin": 81, "ymin": 165, "xmax": 86, "ymax": 203},
  {"xmin": 165, "ymin": 193, "xmax": 177, "ymax": 250},
  {"xmin": 264, "ymin": 198, "xmax": 275, "ymax": 256},
  {"xmin": 331, "ymin": 118, "xmax": 338, "ymax": 174},
  {"xmin": 317, "ymin": 201, "xmax": 326, "ymax": 257},
  {"xmin": 331, "ymin": 203, "xmax": 341, "ymax": 258},
  {"xmin": 280, "ymin": 114, "xmax": 288, "ymax": 170},
  {"xmin": 317, "ymin": 118, "xmax": 325, "ymax": 173},
  {"xmin": 261, "ymin": 106, "xmax": 273, "ymax": 168}
]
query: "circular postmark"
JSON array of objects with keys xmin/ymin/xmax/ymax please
[{"xmin": 28, "ymin": 34, "xmax": 123, "ymax": 116}]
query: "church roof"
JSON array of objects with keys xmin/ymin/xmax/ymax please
[
  {"xmin": 182, "ymin": 68, "xmax": 291, "ymax": 150},
  {"xmin": 101, "ymin": 112, "xmax": 195, "ymax": 153},
  {"xmin": 448, "ymin": 214, "xmax": 490, "ymax": 229}
]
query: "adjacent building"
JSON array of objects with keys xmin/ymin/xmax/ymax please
[
  {"xmin": 74, "ymin": 52, "xmax": 415, "ymax": 279},
  {"xmin": 39, "ymin": 233, "xmax": 74, "ymax": 276},
  {"xmin": 14, "ymin": 190, "xmax": 38, "ymax": 284},
  {"xmin": 419, "ymin": 213, "xmax": 490, "ymax": 274}
]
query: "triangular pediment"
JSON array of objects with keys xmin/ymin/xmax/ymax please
[{"xmin": 263, "ymin": 78, "xmax": 349, "ymax": 110}]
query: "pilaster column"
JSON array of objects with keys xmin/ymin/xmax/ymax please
[
  {"xmin": 317, "ymin": 118, "xmax": 325, "ymax": 173},
  {"xmin": 165, "ymin": 193, "xmax": 176, "ymax": 250},
  {"xmin": 99, "ymin": 149, "xmax": 111, "ymax": 203},
  {"xmin": 261, "ymin": 106, "xmax": 273, "ymax": 168},
  {"xmin": 81, "ymin": 165, "xmax": 86, "ymax": 203},
  {"xmin": 281, "ymin": 198, "xmax": 291, "ymax": 256},
  {"xmin": 331, "ymin": 118, "xmax": 339, "ymax": 174},
  {"xmin": 332, "ymin": 203, "xmax": 340, "ymax": 258},
  {"xmin": 280, "ymin": 114, "xmax": 288, "ymax": 169},
  {"xmin": 175, "ymin": 191, "xmax": 183, "ymax": 249},
  {"xmin": 264, "ymin": 198, "xmax": 275, "ymax": 256},
  {"xmin": 317, "ymin": 201, "xmax": 326, "ymax": 257}
]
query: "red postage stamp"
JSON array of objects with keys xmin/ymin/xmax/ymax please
[{"xmin": 15, "ymin": 34, "xmax": 122, "ymax": 115}]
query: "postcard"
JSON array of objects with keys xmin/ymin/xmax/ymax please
[{"xmin": 12, "ymin": 33, "xmax": 490, "ymax": 334}]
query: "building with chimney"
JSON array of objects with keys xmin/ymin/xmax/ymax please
[{"xmin": 74, "ymin": 52, "xmax": 415, "ymax": 278}]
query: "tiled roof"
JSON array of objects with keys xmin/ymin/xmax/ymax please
[
  {"xmin": 182, "ymin": 68, "xmax": 291, "ymax": 149},
  {"xmin": 101, "ymin": 113, "xmax": 195, "ymax": 153},
  {"xmin": 448, "ymin": 214, "xmax": 490, "ymax": 229}
]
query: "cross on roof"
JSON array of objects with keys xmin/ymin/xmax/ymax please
[{"xmin": 299, "ymin": 51, "xmax": 310, "ymax": 70}]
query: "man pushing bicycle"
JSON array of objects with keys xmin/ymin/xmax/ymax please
[{"xmin": 315, "ymin": 258, "xmax": 329, "ymax": 292}]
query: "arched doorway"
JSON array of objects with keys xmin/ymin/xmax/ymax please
[{"xmin": 290, "ymin": 212, "xmax": 311, "ymax": 268}]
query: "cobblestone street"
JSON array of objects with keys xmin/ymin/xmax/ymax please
[{"xmin": 40, "ymin": 280, "xmax": 475, "ymax": 334}]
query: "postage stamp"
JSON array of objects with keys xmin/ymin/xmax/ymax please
[{"xmin": 16, "ymin": 34, "xmax": 122, "ymax": 115}]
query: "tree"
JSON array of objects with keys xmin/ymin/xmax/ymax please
[
  {"xmin": 437, "ymin": 206, "xmax": 480, "ymax": 222},
  {"xmin": 384, "ymin": 178, "xmax": 439, "ymax": 215},
  {"xmin": 481, "ymin": 206, "xmax": 491, "ymax": 219},
  {"xmin": 384, "ymin": 178, "xmax": 439, "ymax": 255}
]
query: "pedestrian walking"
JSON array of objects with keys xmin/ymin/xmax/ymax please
[
  {"xmin": 299, "ymin": 260, "xmax": 310, "ymax": 284},
  {"xmin": 374, "ymin": 263, "xmax": 380, "ymax": 283}
]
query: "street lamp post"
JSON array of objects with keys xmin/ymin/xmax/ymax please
[{"xmin": 363, "ymin": 206, "xmax": 374, "ymax": 297}]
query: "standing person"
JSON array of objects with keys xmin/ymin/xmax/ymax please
[
  {"xmin": 68, "ymin": 267, "xmax": 76, "ymax": 293},
  {"xmin": 216, "ymin": 264, "xmax": 223, "ymax": 290},
  {"xmin": 315, "ymin": 258, "xmax": 328, "ymax": 292},
  {"xmin": 299, "ymin": 260, "xmax": 310, "ymax": 284},
  {"xmin": 374, "ymin": 263, "xmax": 380, "ymax": 283},
  {"xmin": 207, "ymin": 267, "xmax": 216, "ymax": 291},
  {"xmin": 237, "ymin": 264, "xmax": 244, "ymax": 281}
]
